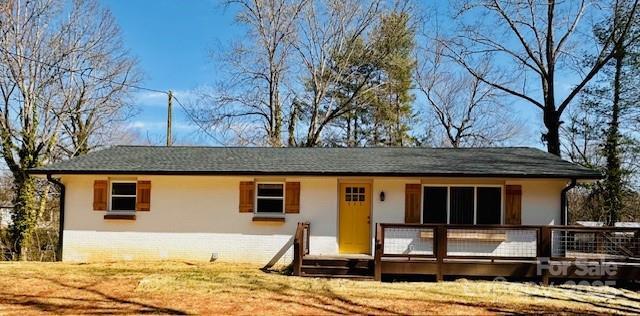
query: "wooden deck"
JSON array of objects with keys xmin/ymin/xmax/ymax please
[{"xmin": 292, "ymin": 222, "xmax": 640, "ymax": 284}]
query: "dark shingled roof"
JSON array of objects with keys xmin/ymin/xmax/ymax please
[{"xmin": 30, "ymin": 146, "xmax": 601, "ymax": 179}]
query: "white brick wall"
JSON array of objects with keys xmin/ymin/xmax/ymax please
[
  {"xmin": 62, "ymin": 175, "xmax": 339, "ymax": 264},
  {"xmin": 60, "ymin": 175, "xmax": 568, "ymax": 264}
]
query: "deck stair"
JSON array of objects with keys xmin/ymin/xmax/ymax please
[{"xmin": 300, "ymin": 255, "xmax": 374, "ymax": 280}]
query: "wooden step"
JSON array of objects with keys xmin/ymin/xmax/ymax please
[
  {"xmin": 300, "ymin": 256, "xmax": 374, "ymax": 278},
  {"xmin": 301, "ymin": 265, "xmax": 372, "ymax": 276},
  {"xmin": 301, "ymin": 273, "xmax": 375, "ymax": 280},
  {"xmin": 302, "ymin": 258, "xmax": 373, "ymax": 269}
]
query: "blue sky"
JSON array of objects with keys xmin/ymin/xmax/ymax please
[
  {"xmin": 102, "ymin": 0, "xmax": 549, "ymax": 148},
  {"xmin": 101, "ymin": 0, "xmax": 238, "ymax": 145}
]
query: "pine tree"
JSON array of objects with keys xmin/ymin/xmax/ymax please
[
  {"xmin": 329, "ymin": 10, "xmax": 416, "ymax": 147},
  {"xmin": 368, "ymin": 11, "xmax": 415, "ymax": 146}
]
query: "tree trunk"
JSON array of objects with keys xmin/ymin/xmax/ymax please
[
  {"xmin": 10, "ymin": 174, "xmax": 38, "ymax": 261},
  {"xmin": 544, "ymin": 113, "xmax": 562, "ymax": 156},
  {"xmin": 287, "ymin": 102, "xmax": 297, "ymax": 147},
  {"xmin": 604, "ymin": 48, "xmax": 624, "ymax": 226}
]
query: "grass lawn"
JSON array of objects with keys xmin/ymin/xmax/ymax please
[{"xmin": 0, "ymin": 261, "xmax": 639, "ymax": 315}]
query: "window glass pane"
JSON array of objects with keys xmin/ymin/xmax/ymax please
[
  {"xmin": 358, "ymin": 187, "xmax": 365, "ymax": 194},
  {"xmin": 450, "ymin": 187, "xmax": 474, "ymax": 224},
  {"xmin": 477, "ymin": 187, "xmax": 502, "ymax": 224},
  {"xmin": 346, "ymin": 187, "xmax": 352, "ymax": 194},
  {"xmin": 257, "ymin": 184, "xmax": 283, "ymax": 197},
  {"xmin": 423, "ymin": 187, "xmax": 447, "ymax": 224},
  {"xmin": 112, "ymin": 183, "xmax": 136, "ymax": 196},
  {"xmin": 358, "ymin": 193, "xmax": 365, "ymax": 202},
  {"xmin": 256, "ymin": 198, "xmax": 283, "ymax": 213},
  {"xmin": 112, "ymin": 197, "xmax": 136, "ymax": 211}
]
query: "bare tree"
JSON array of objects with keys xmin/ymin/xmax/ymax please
[
  {"xmin": 190, "ymin": 0, "xmax": 307, "ymax": 146},
  {"xmin": 0, "ymin": 0, "xmax": 137, "ymax": 259},
  {"xmin": 416, "ymin": 41, "xmax": 520, "ymax": 147},
  {"xmin": 56, "ymin": 0, "xmax": 139, "ymax": 158},
  {"xmin": 442, "ymin": 0, "xmax": 640, "ymax": 155},
  {"xmin": 292, "ymin": 0, "xmax": 383, "ymax": 146}
]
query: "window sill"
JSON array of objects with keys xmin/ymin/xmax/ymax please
[
  {"xmin": 104, "ymin": 213, "xmax": 136, "ymax": 220},
  {"xmin": 252, "ymin": 216, "xmax": 285, "ymax": 223}
]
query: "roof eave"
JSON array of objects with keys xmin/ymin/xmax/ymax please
[{"xmin": 29, "ymin": 169, "xmax": 604, "ymax": 180}]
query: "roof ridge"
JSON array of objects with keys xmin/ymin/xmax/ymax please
[{"xmin": 112, "ymin": 145, "xmax": 541, "ymax": 150}]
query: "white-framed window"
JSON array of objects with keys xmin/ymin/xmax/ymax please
[
  {"xmin": 110, "ymin": 181, "xmax": 137, "ymax": 212},
  {"xmin": 422, "ymin": 185, "xmax": 502, "ymax": 225},
  {"xmin": 255, "ymin": 182, "xmax": 284, "ymax": 214}
]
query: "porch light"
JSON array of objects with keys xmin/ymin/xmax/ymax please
[{"xmin": 379, "ymin": 191, "xmax": 385, "ymax": 202}]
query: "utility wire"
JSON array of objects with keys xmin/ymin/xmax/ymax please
[
  {"xmin": 0, "ymin": 47, "xmax": 167, "ymax": 94},
  {"xmin": 171, "ymin": 95, "xmax": 225, "ymax": 145},
  {"xmin": 0, "ymin": 47, "xmax": 224, "ymax": 144}
]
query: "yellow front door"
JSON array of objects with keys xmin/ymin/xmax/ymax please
[{"xmin": 339, "ymin": 183, "xmax": 371, "ymax": 254}]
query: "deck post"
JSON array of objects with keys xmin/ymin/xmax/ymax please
[
  {"xmin": 374, "ymin": 224, "xmax": 383, "ymax": 281},
  {"xmin": 538, "ymin": 226, "xmax": 552, "ymax": 286},
  {"xmin": 436, "ymin": 225, "xmax": 447, "ymax": 282},
  {"xmin": 292, "ymin": 222, "xmax": 304, "ymax": 276}
]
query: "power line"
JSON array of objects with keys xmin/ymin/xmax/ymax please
[
  {"xmin": 0, "ymin": 47, "xmax": 224, "ymax": 144},
  {"xmin": 171, "ymin": 95, "xmax": 225, "ymax": 145},
  {"xmin": 0, "ymin": 47, "xmax": 167, "ymax": 94}
]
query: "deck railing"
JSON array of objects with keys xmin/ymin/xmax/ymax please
[
  {"xmin": 550, "ymin": 226, "xmax": 640, "ymax": 261},
  {"xmin": 292, "ymin": 222, "xmax": 310, "ymax": 276},
  {"xmin": 374, "ymin": 223, "xmax": 640, "ymax": 281}
]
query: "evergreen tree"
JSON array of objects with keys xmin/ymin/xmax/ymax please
[{"xmin": 329, "ymin": 10, "xmax": 416, "ymax": 147}]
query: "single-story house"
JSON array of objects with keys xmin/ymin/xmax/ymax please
[{"xmin": 31, "ymin": 146, "xmax": 601, "ymax": 265}]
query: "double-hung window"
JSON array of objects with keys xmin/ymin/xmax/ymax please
[
  {"xmin": 110, "ymin": 181, "xmax": 137, "ymax": 212},
  {"xmin": 255, "ymin": 183, "xmax": 284, "ymax": 214},
  {"xmin": 422, "ymin": 185, "xmax": 502, "ymax": 224}
]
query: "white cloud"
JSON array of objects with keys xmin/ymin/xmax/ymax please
[
  {"xmin": 127, "ymin": 120, "xmax": 197, "ymax": 132},
  {"xmin": 133, "ymin": 89, "xmax": 199, "ymax": 107}
]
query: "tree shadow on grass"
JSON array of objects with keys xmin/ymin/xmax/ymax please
[
  {"xmin": 251, "ymin": 271, "xmax": 640, "ymax": 315},
  {"xmin": 515, "ymin": 285, "xmax": 640, "ymax": 315},
  {"xmin": 0, "ymin": 277, "xmax": 187, "ymax": 315},
  {"xmin": 218, "ymin": 272, "xmax": 544, "ymax": 315}
]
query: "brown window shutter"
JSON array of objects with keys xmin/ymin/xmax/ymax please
[
  {"xmin": 93, "ymin": 180, "xmax": 108, "ymax": 211},
  {"xmin": 405, "ymin": 183, "xmax": 422, "ymax": 223},
  {"xmin": 136, "ymin": 180, "xmax": 151, "ymax": 211},
  {"xmin": 505, "ymin": 185, "xmax": 522, "ymax": 225},
  {"xmin": 239, "ymin": 181, "xmax": 255, "ymax": 213},
  {"xmin": 285, "ymin": 182, "xmax": 300, "ymax": 213}
]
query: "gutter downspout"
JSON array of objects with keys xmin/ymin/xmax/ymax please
[
  {"xmin": 560, "ymin": 179, "xmax": 577, "ymax": 225},
  {"xmin": 47, "ymin": 174, "xmax": 65, "ymax": 261}
]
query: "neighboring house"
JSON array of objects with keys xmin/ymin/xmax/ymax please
[
  {"xmin": 0, "ymin": 206, "xmax": 13, "ymax": 229},
  {"xmin": 578, "ymin": 221, "xmax": 640, "ymax": 228},
  {"xmin": 30, "ymin": 146, "xmax": 601, "ymax": 264}
]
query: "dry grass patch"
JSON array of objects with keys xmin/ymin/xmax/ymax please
[{"xmin": 0, "ymin": 261, "xmax": 638, "ymax": 315}]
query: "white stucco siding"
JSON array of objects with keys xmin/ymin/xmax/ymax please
[
  {"xmin": 62, "ymin": 175, "xmax": 339, "ymax": 263},
  {"xmin": 507, "ymin": 179, "xmax": 567, "ymax": 225}
]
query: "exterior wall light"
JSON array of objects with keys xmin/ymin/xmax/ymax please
[{"xmin": 380, "ymin": 191, "xmax": 385, "ymax": 202}]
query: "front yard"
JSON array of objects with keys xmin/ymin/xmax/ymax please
[{"xmin": 0, "ymin": 261, "xmax": 639, "ymax": 315}]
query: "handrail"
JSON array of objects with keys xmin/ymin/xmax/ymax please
[
  {"xmin": 292, "ymin": 222, "xmax": 310, "ymax": 276},
  {"xmin": 374, "ymin": 223, "xmax": 383, "ymax": 280},
  {"xmin": 374, "ymin": 223, "xmax": 640, "ymax": 279},
  {"xmin": 378, "ymin": 223, "xmax": 640, "ymax": 231}
]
